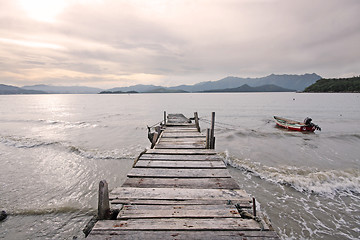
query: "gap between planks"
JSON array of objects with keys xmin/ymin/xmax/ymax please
[
  {"xmin": 127, "ymin": 168, "xmax": 231, "ymax": 178},
  {"xmin": 92, "ymin": 218, "xmax": 263, "ymax": 231},
  {"xmin": 139, "ymin": 154, "xmax": 224, "ymax": 161},
  {"xmin": 134, "ymin": 160, "xmax": 226, "ymax": 169},
  {"xmin": 87, "ymin": 230, "xmax": 279, "ymax": 240},
  {"xmin": 110, "ymin": 187, "xmax": 251, "ymax": 202},
  {"xmin": 122, "ymin": 177, "xmax": 240, "ymax": 189}
]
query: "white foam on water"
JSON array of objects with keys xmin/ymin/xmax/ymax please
[
  {"xmin": 0, "ymin": 135, "xmax": 140, "ymax": 160},
  {"xmin": 222, "ymin": 151, "xmax": 360, "ymax": 196}
]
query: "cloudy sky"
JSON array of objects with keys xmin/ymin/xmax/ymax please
[{"xmin": 0, "ymin": 0, "xmax": 359, "ymax": 88}]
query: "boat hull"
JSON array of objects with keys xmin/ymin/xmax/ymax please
[{"xmin": 274, "ymin": 116, "xmax": 316, "ymax": 132}]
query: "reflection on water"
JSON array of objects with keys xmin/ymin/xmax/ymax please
[{"xmin": 0, "ymin": 93, "xmax": 359, "ymax": 239}]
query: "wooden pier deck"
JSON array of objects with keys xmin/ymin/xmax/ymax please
[{"xmin": 87, "ymin": 113, "xmax": 279, "ymax": 239}]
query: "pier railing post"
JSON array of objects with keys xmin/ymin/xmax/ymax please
[
  {"xmin": 194, "ymin": 112, "xmax": 200, "ymax": 132},
  {"xmin": 253, "ymin": 197, "xmax": 257, "ymax": 217},
  {"xmin": 164, "ymin": 111, "xmax": 167, "ymax": 125},
  {"xmin": 98, "ymin": 180, "xmax": 110, "ymax": 220},
  {"xmin": 151, "ymin": 131, "xmax": 159, "ymax": 149},
  {"xmin": 206, "ymin": 128, "xmax": 210, "ymax": 149},
  {"xmin": 210, "ymin": 112, "xmax": 215, "ymax": 149}
]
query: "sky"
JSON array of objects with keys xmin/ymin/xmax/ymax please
[{"xmin": 0, "ymin": 0, "xmax": 359, "ymax": 89}]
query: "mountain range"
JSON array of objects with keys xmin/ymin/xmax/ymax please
[
  {"xmin": 0, "ymin": 73, "xmax": 321, "ymax": 94},
  {"xmin": 22, "ymin": 84, "xmax": 102, "ymax": 94},
  {"xmin": 108, "ymin": 73, "xmax": 320, "ymax": 92},
  {"xmin": 0, "ymin": 84, "xmax": 47, "ymax": 94},
  {"xmin": 202, "ymin": 84, "xmax": 294, "ymax": 92}
]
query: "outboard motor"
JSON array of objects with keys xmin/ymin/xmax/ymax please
[
  {"xmin": 304, "ymin": 117, "xmax": 312, "ymax": 126},
  {"xmin": 304, "ymin": 117, "xmax": 321, "ymax": 131}
]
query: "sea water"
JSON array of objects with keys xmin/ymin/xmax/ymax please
[{"xmin": 0, "ymin": 93, "xmax": 359, "ymax": 239}]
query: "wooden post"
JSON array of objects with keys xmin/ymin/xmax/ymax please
[
  {"xmin": 151, "ymin": 132, "xmax": 159, "ymax": 149},
  {"xmin": 210, "ymin": 112, "xmax": 215, "ymax": 149},
  {"xmin": 194, "ymin": 112, "xmax": 200, "ymax": 132},
  {"xmin": 206, "ymin": 128, "xmax": 210, "ymax": 149},
  {"xmin": 252, "ymin": 197, "xmax": 257, "ymax": 217},
  {"xmin": 164, "ymin": 111, "xmax": 167, "ymax": 125},
  {"xmin": 98, "ymin": 180, "xmax": 110, "ymax": 220},
  {"xmin": 155, "ymin": 126, "xmax": 161, "ymax": 134}
]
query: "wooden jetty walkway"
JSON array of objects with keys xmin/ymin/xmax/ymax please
[{"xmin": 87, "ymin": 112, "xmax": 279, "ymax": 239}]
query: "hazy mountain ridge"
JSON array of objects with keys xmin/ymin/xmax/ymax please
[
  {"xmin": 169, "ymin": 73, "xmax": 321, "ymax": 92},
  {"xmin": 0, "ymin": 84, "xmax": 46, "ymax": 94},
  {"xmin": 108, "ymin": 84, "xmax": 162, "ymax": 93},
  {"xmin": 22, "ymin": 84, "xmax": 103, "ymax": 94},
  {"xmin": 111, "ymin": 73, "xmax": 321, "ymax": 93},
  {"xmin": 145, "ymin": 87, "xmax": 188, "ymax": 93},
  {"xmin": 1, "ymin": 73, "xmax": 321, "ymax": 94},
  {"xmin": 202, "ymin": 84, "xmax": 295, "ymax": 92}
]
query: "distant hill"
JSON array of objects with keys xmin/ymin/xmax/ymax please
[
  {"xmin": 0, "ymin": 84, "xmax": 46, "ymax": 94},
  {"xmin": 202, "ymin": 84, "xmax": 295, "ymax": 92},
  {"xmin": 22, "ymin": 84, "xmax": 103, "ymax": 94},
  {"xmin": 169, "ymin": 73, "xmax": 321, "ymax": 92},
  {"xmin": 304, "ymin": 76, "xmax": 360, "ymax": 92},
  {"xmin": 109, "ymin": 73, "xmax": 321, "ymax": 93},
  {"xmin": 145, "ymin": 87, "xmax": 188, "ymax": 93},
  {"xmin": 108, "ymin": 84, "xmax": 162, "ymax": 93},
  {"xmin": 1, "ymin": 73, "xmax": 321, "ymax": 95},
  {"xmin": 99, "ymin": 90, "xmax": 138, "ymax": 94}
]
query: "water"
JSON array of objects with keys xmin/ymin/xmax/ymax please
[{"xmin": 0, "ymin": 93, "xmax": 359, "ymax": 239}]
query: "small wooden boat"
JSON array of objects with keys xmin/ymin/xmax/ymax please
[{"xmin": 274, "ymin": 116, "xmax": 321, "ymax": 132}]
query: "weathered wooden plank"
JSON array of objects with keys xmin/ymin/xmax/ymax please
[
  {"xmin": 117, "ymin": 209, "xmax": 240, "ymax": 219},
  {"xmin": 155, "ymin": 144, "xmax": 205, "ymax": 149},
  {"xmin": 127, "ymin": 168, "xmax": 231, "ymax": 178},
  {"xmin": 157, "ymin": 142, "xmax": 206, "ymax": 146},
  {"xmin": 162, "ymin": 132, "xmax": 204, "ymax": 137},
  {"xmin": 158, "ymin": 138, "xmax": 206, "ymax": 143},
  {"xmin": 120, "ymin": 204, "xmax": 238, "ymax": 211},
  {"xmin": 92, "ymin": 218, "xmax": 262, "ymax": 231},
  {"xmin": 110, "ymin": 187, "xmax": 251, "ymax": 201},
  {"xmin": 110, "ymin": 199, "xmax": 252, "ymax": 208},
  {"xmin": 88, "ymin": 230, "xmax": 279, "ymax": 240},
  {"xmin": 118, "ymin": 204, "xmax": 240, "ymax": 219},
  {"xmin": 162, "ymin": 131, "xmax": 203, "ymax": 134},
  {"xmin": 146, "ymin": 149, "xmax": 216, "ymax": 155},
  {"xmin": 134, "ymin": 160, "xmax": 226, "ymax": 169},
  {"xmin": 164, "ymin": 128, "xmax": 199, "ymax": 132},
  {"xmin": 166, "ymin": 123, "xmax": 196, "ymax": 127},
  {"xmin": 122, "ymin": 177, "xmax": 239, "ymax": 189},
  {"xmin": 140, "ymin": 154, "xmax": 223, "ymax": 161},
  {"xmin": 166, "ymin": 120, "xmax": 190, "ymax": 124},
  {"xmin": 167, "ymin": 114, "xmax": 190, "ymax": 123},
  {"xmin": 162, "ymin": 135, "xmax": 206, "ymax": 139}
]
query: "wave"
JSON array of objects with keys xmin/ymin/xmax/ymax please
[
  {"xmin": 37, "ymin": 119, "xmax": 98, "ymax": 129},
  {"xmin": 68, "ymin": 145, "xmax": 139, "ymax": 160},
  {"xmin": 0, "ymin": 135, "xmax": 59, "ymax": 149},
  {"xmin": 0, "ymin": 135, "xmax": 139, "ymax": 160},
  {"xmin": 327, "ymin": 133, "xmax": 360, "ymax": 141},
  {"xmin": 220, "ymin": 128, "xmax": 360, "ymax": 144},
  {"xmin": 221, "ymin": 151, "xmax": 360, "ymax": 196},
  {"xmin": 0, "ymin": 118, "xmax": 99, "ymax": 129},
  {"xmin": 8, "ymin": 206, "xmax": 95, "ymax": 216}
]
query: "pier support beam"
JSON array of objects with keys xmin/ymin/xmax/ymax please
[
  {"xmin": 210, "ymin": 112, "xmax": 215, "ymax": 149},
  {"xmin": 98, "ymin": 180, "xmax": 110, "ymax": 220},
  {"xmin": 194, "ymin": 112, "xmax": 200, "ymax": 132},
  {"xmin": 206, "ymin": 128, "xmax": 210, "ymax": 149}
]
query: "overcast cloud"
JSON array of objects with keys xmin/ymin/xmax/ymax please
[{"xmin": 0, "ymin": 0, "xmax": 359, "ymax": 88}]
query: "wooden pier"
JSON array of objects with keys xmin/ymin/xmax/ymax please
[{"xmin": 87, "ymin": 113, "xmax": 279, "ymax": 239}]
